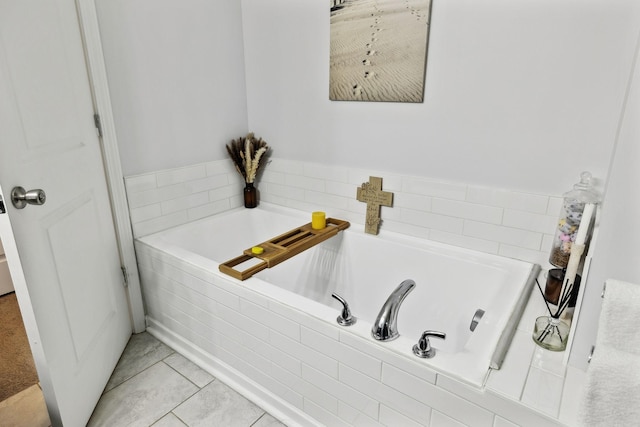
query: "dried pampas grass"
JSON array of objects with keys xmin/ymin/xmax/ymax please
[{"xmin": 226, "ymin": 133, "xmax": 269, "ymax": 183}]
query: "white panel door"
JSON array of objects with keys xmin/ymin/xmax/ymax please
[{"xmin": 0, "ymin": 0, "xmax": 131, "ymax": 425}]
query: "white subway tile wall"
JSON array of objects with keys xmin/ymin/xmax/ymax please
[
  {"xmin": 124, "ymin": 158, "xmax": 561, "ymax": 266},
  {"xmin": 124, "ymin": 159, "xmax": 243, "ymax": 238}
]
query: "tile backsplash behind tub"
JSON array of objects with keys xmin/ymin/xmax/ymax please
[{"xmin": 124, "ymin": 158, "xmax": 561, "ymax": 266}]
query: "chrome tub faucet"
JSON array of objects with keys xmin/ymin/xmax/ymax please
[{"xmin": 371, "ymin": 279, "xmax": 416, "ymax": 341}]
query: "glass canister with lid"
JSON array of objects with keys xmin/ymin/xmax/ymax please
[{"xmin": 549, "ymin": 171, "xmax": 600, "ymax": 268}]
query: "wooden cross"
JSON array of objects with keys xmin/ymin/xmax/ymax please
[{"xmin": 356, "ymin": 176, "xmax": 393, "ymax": 235}]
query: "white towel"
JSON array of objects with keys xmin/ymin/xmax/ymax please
[{"xmin": 578, "ymin": 279, "xmax": 640, "ymax": 426}]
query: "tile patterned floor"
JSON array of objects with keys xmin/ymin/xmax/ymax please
[
  {"xmin": 0, "ymin": 332, "xmax": 286, "ymax": 427},
  {"xmin": 88, "ymin": 332, "xmax": 286, "ymax": 427}
]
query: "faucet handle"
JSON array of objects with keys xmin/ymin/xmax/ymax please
[
  {"xmin": 413, "ymin": 330, "xmax": 446, "ymax": 358},
  {"xmin": 331, "ymin": 293, "xmax": 356, "ymax": 326}
]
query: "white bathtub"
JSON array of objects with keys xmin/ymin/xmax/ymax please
[{"xmin": 136, "ymin": 204, "xmax": 538, "ymax": 390}]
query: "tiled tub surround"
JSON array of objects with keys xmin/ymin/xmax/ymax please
[
  {"xmin": 126, "ymin": 159, "xmax": 586, "ymax": 426},
  {"xmin": 137, "ymin": 205, "xmax": 539, "ymax": 389},
  {"xmin": 135, "ymin": 233, "xmax": 582, "ymax": 426},
  {"xmin": 124, "ymin": 158, "xmax": 561, "ymax": 268}
]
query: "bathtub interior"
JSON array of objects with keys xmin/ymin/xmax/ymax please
[
  {"xmin": 139, "ymin": 204, "xmax": 538, "ymax": 387},
  {"xmin": 253, "ymin": 231, "xmax": 530, "ymax": 356},
  {"xmin": 155, "ymin": 206, "xmax": 308, "ymax": 262}
]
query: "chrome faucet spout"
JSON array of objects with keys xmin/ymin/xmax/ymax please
[{"xmin": 371, "ymin": 279, "xmax": 416, "ymax": 341}]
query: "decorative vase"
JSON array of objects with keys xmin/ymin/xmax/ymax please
[
  {"xmin": 532, "ymin": 316, "xmax": 569, "ymax": 351},
  {"xmin": 244, "ymin": 182, "xmax": 257, "ymax": 208}
]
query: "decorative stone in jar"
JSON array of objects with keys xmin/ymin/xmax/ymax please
[{"xmin": 549, "ymin": 172, "xmax": 599, "ymax": 268}]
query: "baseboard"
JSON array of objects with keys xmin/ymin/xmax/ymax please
[{"xmin": 145, "ymin": 316, "xmax": 320, "ymax": 427}]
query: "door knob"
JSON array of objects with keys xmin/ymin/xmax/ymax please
[{"xmin": 11, "ymin": 186, "xmax": 46, "ymax": 209}]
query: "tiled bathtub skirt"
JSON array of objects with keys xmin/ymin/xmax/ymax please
[
  {"xmin": 124, "ymin": 158, "xmax": 561, "ymax": 266},
  {"xmin": 135, "ymin": 240, "xmax": 579, "ymax": 427}
]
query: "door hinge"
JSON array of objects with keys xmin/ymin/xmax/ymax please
[
  {"xmin": 94, "ymin": 113, "xmax": 103, "ymax": 138},
  {"xmin": 121, "ymin": 265, "xmax": 129, "ymax": 288}
]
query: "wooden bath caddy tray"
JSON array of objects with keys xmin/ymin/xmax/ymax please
[{"xmin": 219, "ymin": 218, "xmax": 350, "ymax": 281}]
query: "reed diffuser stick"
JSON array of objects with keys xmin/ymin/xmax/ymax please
[{"xmin": 535, "ymin": 278, "xmax": 554, "ymax": 317}]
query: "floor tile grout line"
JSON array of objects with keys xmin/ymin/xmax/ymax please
[
  {"xmin": 100, "ymin": 357, "xmax": 174, "ymax": 400},
  {"xmin": 161, "ymin": 351, "xmax": 216, "ymax": 390},
  {"xmin": 249, "ymin": 412, "xmax": 269, "ymax": 427},
  {"xmin": 94, "ymin": 333, "xmax": 285, "ymax": 427},
  {"xmin": 104, "ymin": 342, "xmax": 209, "ymax": 427},
  {"xmin": 167, "ymin": 411, "xmax": 189, "ymax": 427},
  {"xmin": 159, "ymin": 372, "xmax": 269, "ymax": 427},
  {"xmin": 155, "ymin": 373, "xmax": 218, "ymax": 427},
  {"xmin": 148, "ymin": 409, "xmax": 189, "ymax": 427},
  {"xmin": 165, "ymin": 346, "xmax": 286, "ymax": 426},
  {"xmin": 102, "ymin": 345, "xmax": 177, "ymax": 394},
  {"xmin": 157, "ymin": 356, "xmax": 271, "ymax": 427},
  {"xmin": 147, "ymin": 410, "xmax": 188, "ymax": 427},
  {"xmin": 143, "ymin": 361, "xmax": 212, "ymax": 427}
]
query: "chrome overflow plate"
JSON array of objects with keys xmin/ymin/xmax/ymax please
[
  {"xmin": 470, "ymin": 309, "xmax": 485, "ymax": 332},
  {"xmin": 11, "ymin": 186, "xmax": 46, "ymax": 209}
]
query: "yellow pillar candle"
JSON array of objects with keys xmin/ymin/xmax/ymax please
[{"xmin": 312, "ymin": 211, "xmax": 326, "ymax": 230}]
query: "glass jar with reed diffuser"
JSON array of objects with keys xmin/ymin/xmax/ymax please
[
  {"xmin": 533, "ymin": 272, "xmax": 578, "ymax": 351},
  {"xmin": 533, "ymin": 315, "xmax": 570, "ymax": 351}
]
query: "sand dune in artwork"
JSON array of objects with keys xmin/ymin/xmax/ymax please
[{"xmin": 330, "ymin": 0, "xmax": 432, "ymax": 103}]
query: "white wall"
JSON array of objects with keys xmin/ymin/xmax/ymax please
[
  {"xmin": 96, "ymin": 0, "xmax": 640, "ymax": 372},
  {"xmin": 241, "ymin": 0, "xmax": 639, "ymax": 195},
  {"xmin": 570, "ymin": 34, "xmax": 640, "ymax": 369},
  {"xmin": 95, "ymin": 0, "xmax": 248, "ymax": 176},
  {"xmin": 95, "ymin": 0, "xmax": 640, "ymax": 193},
  {"xmin": 238, "ymin": 0, "xmax": 640, "ymax": 370}
]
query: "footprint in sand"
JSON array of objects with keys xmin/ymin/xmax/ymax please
[
  {"xmin": 364, "ymin": 71, "xmax": 375, "ymax": 79},
  {"xmin": 362, "ymin": 59, "xmax": 371, "ymax": 66},
  {"xmin": 352, "ymin": 84, "xmax": 362, "ymax": 96},
  {"xmin": 367, "ymin": 50, "xmax": 376, "ymax": 56}
]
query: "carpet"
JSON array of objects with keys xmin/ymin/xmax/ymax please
[{"xmin": 0, "ymin": 292, "xmax": 39, "ymax": 402}]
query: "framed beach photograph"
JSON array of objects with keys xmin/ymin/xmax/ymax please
[{"xmin": 329, "ymin": 0, "xmax": 433, "ymax": 103}]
